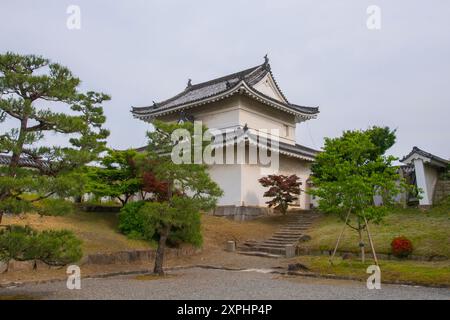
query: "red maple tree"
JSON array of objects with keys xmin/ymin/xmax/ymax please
[{"xmin": 258, "ymin": 174, "xmax": 301, "ymax": 214}]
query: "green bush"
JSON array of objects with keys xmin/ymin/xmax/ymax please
[
  {"xmin": 33, "ymin": 230, "xmax": 83, "ymax": 265},
  {"xmin": 118, "ymin": 201, "xmax": 147, "ymax": 238},
  {"xmin": 35, "ymin": 198, "xmax": 75, "ymax": 216},
  {"xmin": 0, "ymin": 226, "xmax": 36, "ymax": 261},
  {"xmin": 118, "ymin": 200, "xmax": 202, "ymax": 247},
  {"xmin": 0, "ymin": 226, "xmax": 82, "ymax": 265},
  {"xmin": 0, "ymin": 198, "xmax": 33, "ymax": 214}
]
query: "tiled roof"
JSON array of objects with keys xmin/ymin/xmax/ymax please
[
  {"xmin": 0, "ymin": 154, "xmax": 50, "ymax": 171},
  {"xmin": 279, "ymin": 142, "xmax": 320, "ymax": 160},
  {"xmin": 135, "ymin": 126, "xmax": 320, "ymax": 162},
  {"xmin": 131, "ymin": 60, "xmax": 319, "ymax": 120},
  {"xmin": 400, "ymin": 146, "xmax": 449, "ymax": 167}
]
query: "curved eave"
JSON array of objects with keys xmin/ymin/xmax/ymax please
[
  {"xmin": 210, "ymin": 131, "xmax": 316, "ymax": 162},
  {"xmin": 131, "ymin": 81, "xmax": 319, "ymax": 123}
]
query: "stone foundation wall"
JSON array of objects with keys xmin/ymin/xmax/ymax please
[
  {"xmin": 83, "ymin": 246, "xmax": 201, "ymax": 265},
  {"xmin": 212, "ymin": 206, "xmax": 272, "ymax": 221},
  {"xmin": 433, "ymin": 180, "xmax": 450, "ymax": 204}
]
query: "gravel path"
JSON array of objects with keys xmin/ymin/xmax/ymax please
[{"xmin": 1, "ymin": 267, "xmax": 448, "ymax": 300}]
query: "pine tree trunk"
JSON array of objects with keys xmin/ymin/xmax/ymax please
[
  {"xmin": 154, "ymin": 225, "xmax": 170, "ymax": 276},
  {"xmin": 9, "ymin": 116, "xmax": 29, "ymax": 176}
]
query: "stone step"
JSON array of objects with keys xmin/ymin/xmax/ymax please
[
  {"xmin": 261, "ymin": 242, "xmax": 295, "ymax": 248},
  {"xmin": 236, "ymin": 212, "xmax": 320, "ymax": 258},
  {"xmin": 247, "ymin": 245, "xmax": 286, "ymax": 254},
  {"xmin": 279, "ymin": 227, "xmax": 308, "ymax": 230},
  {"xmin": 289, "ymin": 220, "xmax": 314, "ymax": 224},
  {"xmin": 269, "ymin": 240, "xmax": 299, "ymax": 244},
  {"xmin": 266, "ymin": 236, "xmax": 299, "ymax": 242},
  {"xmin": 264, "ymin": 236, "xmax": 298, "ymax": 242},
  {"xmin": 237, "ymin": 251, "xmax": 284, "ymax": 258},
  {"xmin": 262, "ymin": 240, "xmax": 296, "ymax": 248},
  {"xmin": 279, "ymin": 227, "xmax": 309, "ymax": 231},
  {"xmin": 270, "ymin": 236, "xmax": 301, "ymax": 241},
  {"xmin": 273, "ymin": 232, "xmax": 303, "ymax": 237},
  {"xmin": 273, "ymin": 236, "xmax": 301, "ymax": 240}
]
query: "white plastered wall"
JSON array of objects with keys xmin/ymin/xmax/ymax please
[
  {"xmin": 240, "ymin": 153, "xmax": 312, "ymax": 209},
  {"xmin": 238, "ymin": 96, "xmax": 296, "ymax": 145},
  {"xmin": 154, "ymin": 96, "xmax": 313, "ymax": 209},
  {"xmin": 424, "ymin": 164, "xmax": 439, "ymax": 204}
]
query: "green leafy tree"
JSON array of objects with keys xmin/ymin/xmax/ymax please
[
  {"xmin": 86, "ymin": 149, "xmax": 142, "ymax": 206},
  {"xmin": 0, "ymin": 52, "xmax": 110, "ymax": 222},
  {"xmin": 138, "ymin": 120, "xmax": 222, "ymax": 275},
  {"xmin": 309, "ymin": 126, "xmax": 409, "ymax": 262},
  {"xmin": 259, "ymin": 174, "xmax": 301, "ymax": 214}
]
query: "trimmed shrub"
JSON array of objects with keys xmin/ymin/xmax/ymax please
[
  {"xmin": 0, "ymin": 226, "xmax": 82, "ymax": 265},
  {"xmin": 391, "ymin": 236, "xmax": 413, "ymax": 258},
  {"xmin": 33, "ymin": 230, "xmax": 83, "ymax": 265},
  {"xmin": 118, "ymin": 200, "xmax": 202, "ymax": 247},
  {"xmin": 0, "ymin": 226, "xmax": 36, "ymax": 261},
  {"xmin": 118, "ymin": 201, "xmax": 147, "ymax": 238},
  {"xmin": 35, "ymin": 198, "xmax": 75, "ymax": 216}
]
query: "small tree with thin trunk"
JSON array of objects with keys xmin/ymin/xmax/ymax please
[
  {"xmin": 309, "ymin": 126, "xmax": 410, "ymax": 263},
  {"xmin": 259, "ymin": 174, "xmax": 301, "ymax": 214},
  {"xmin": 86, "ymin": 149, "xmax": 142, "ymax": 206},
  {"xmin": 138, "ymin": 121, "xmax": 222, "ymax": 275}
]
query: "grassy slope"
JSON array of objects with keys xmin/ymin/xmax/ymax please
[
  {"xmin": 2, "ymin": 211, "xmax": 291, "ymax": 256},
  {"xmin": 302, "ymin": 203, "xmax": 450, "ymax": 258},
  {"xmin": 2, "ymin": 211, "xmax": 153, "ymax": 255},
  {"xmin": 294, "ymin": 256, "xmax": 450, "ymax": 287}
]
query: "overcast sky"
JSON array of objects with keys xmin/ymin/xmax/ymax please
[{"xmin": 1, "ymin": 0, "xmax": 449, "ymax": 161}]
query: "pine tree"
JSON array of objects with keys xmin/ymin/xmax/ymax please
[
  {"xmin": 0, "ymin": 52, "xmax": 110, "ymax": 222},
  {"xmin": 139, "ymin": 121, "xmax": 222, "ymax": 275}
]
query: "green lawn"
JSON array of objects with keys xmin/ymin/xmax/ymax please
[
  {"xmin": 293, "ymin": 256, "xmax": 450, "ymax": 287},
  {"xmin": 302, "ymin": 202, "xmax": 450, "ymax": 259}
]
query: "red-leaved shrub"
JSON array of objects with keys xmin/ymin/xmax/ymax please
[{"xmin": 391, "ymin": 236, "xmax": 413, "ymax": 258}]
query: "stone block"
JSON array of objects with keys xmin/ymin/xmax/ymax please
[
  {"xmin": 288, "ymin": 263, "xmax": 309, "ymax": 272},
  {"xmin": 8, "ymin": 259, "xmax": 35, "ymax": 272},
  {"xmin": 298, "ymin": 235, "xmax": 312, "ymax": 242},
  {"xmin": 34, "ymin": 260, "xmax": 50, "ymax": 270},
  {"xmin": 341, "ymin": 252, "xmax": 354, "ymax": 260},
  {"xmin": 285, "ymin": 244, "xmax": 296, "ymax": 258},
  {"xmin": 226, "ymin": 241, "xmax": 236, "ymax": 252},
  {"xmin": 0, "ymin": 260, "xmax": 8, "ymax": 273}
]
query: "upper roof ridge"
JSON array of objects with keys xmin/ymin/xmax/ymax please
[
  {"xmin": 187, "ymin": 63, "xmax": 264, "ymax": 91},
  {"xmin": 131, "ymin": 57, "xmax": 320, "ymax": 119}
]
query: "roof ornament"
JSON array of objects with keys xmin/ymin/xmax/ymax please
[
  {"xmin": 243, "ymin": 123, "xmax": 248, "ymax": 132},
  {"xmin": 186, "ymin": 78, "xmax": 192, "ymax": 88},
  {"xmin": 152, "ymin": 101, "xmax": 158, "ymax": 107},
  {"xmin": 225, "ymin": 80, "xmax": 231, "ymax": 89},
  {"xmin": 178, "ymin": 110, "xmax": 195, "ymax": 124},
  {"xmin": 263, "ymin": 54, "xmax": 271, "ymax": 71}
]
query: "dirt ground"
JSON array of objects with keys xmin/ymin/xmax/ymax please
[{"xmin": 0, "ymin": 211, "xmax": 294, "ymax": 285}]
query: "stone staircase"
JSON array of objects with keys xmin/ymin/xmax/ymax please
[{"xmin": 237, "ymin": 211, "xmax": 320, "ymax": 258}]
